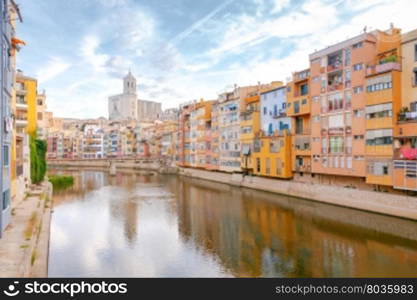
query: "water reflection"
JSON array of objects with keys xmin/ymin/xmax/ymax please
[{"xmin": 48, "ymin": 169, "xmax": 417, "ymax": 277}]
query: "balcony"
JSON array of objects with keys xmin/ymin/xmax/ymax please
[
  {"xmin": 295, "ymin": 164, "xmax": 311, "ymax": 173},
  {"xmin": 327, "ymin": 83, "xmax": 343, "ymax": 92},
  {"xmin": 366, "ymin": 62, "xmax": 401, "ymax": 77},
  {"xmin": 272, "ymin": 112, "xmax": 287, "ymax": 119},
  {"xmin": 327, "ymin": 52, "xmax": 343, "ymax": 72},
  {"xmin": 16, "ymin": 117, "xmax": 28, "ymax": 127},
  {"xmin": 393, "ymin": 160, "xmax": 417, "ymax": 191},
  {"xmin": 16, "ymin": 88, "xmax": 27, "ymax": 96},
  {"xmin": 398, "ymin": 111, "xmax": 417, "ymax": 123},
  {"xmin": 16, "ymin": 99, "xmax": 28, "ymax": 109},
  {"xmin": 328, "ymin": 127, "xmax": 344, "ymax": 135}
]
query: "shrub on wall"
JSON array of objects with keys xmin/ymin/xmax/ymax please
[{"xmin": 30, "ymin": 135, "xmax": 47, "ymax": 184}]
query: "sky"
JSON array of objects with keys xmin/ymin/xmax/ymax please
[{"xmin": 17, "ymin": 0, "xmax": 417, "ymax": 119}]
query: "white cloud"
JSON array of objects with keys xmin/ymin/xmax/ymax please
[
  {"xmin": 28, "ymin": 0, "xmax": 417, "ymax": 119},
  {"xmin": 36, "ymin": 57, "xmax": 70, "ymax": 84},
  {"xmin": 271, "ymin": 0, "xmax": 291, "ymax": 14},
  {"xmin": 170, "ymin": 0, "xmax": 235, "ymax": 45}
]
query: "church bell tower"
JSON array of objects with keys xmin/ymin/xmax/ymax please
[{"xmin": 123, "ymin": 70, "xmax": 137, "ymax": 95}]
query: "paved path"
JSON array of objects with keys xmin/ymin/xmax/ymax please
[{"xmin": 0, "ymin": 185, "xmax": 51, "ymax": 277}]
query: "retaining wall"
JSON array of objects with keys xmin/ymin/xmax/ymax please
[{"xmin": 179, "ymin": 168, "xmax": 417, "ymax": 221}]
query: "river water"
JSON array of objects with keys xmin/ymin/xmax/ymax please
[{"xmin": 48, "ymin": 169, "xmax": 417, "ymax": 277}]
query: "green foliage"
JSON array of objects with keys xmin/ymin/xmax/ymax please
[
  {"xmin": 49, "ymin": 175, "xmax": 74, "ymax": 190},
  {"xmin": 30, "ymin": 135, "xmax": 47, "ymax": 184},
  {"xmin": 380, "ymin": 55, "xmax": 397, "ymax": 64}
]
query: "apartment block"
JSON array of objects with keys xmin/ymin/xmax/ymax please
[
  {"xmin": 206, "ymin": 102, "xmax": 220, "ymax": 171},
  {"xmin": 193, "ymin": 100, "xmax": 214, "ymax": 169},
  {"xmin": 177, "ymin": 102, "xmax": 193, "ymax": 167},
  {"xmin": 309, "ymin": 28, "xmax": 400, "ymax": 188},
  {"xmin": 218, "ymin": 86, "xmax": 258, "ymax": 173},
  {"xmin": 394, "ymin": 29, "xmax": 417, "ymax": 191},
  {"xmin": 287, "ymin": 69, "xmax": 312, "ymax": 177},
  {"xmin": 82, "ymin": 124, "xmax": 105, "ymax": 159},
  {"xmin": 365, "ymin": 28, "xmax": 402, "ymax": 188}
]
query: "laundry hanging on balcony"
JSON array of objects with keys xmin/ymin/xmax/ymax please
[{"xmin": 400, "ymin": 148, "xmax": 417, "ymax": 160}]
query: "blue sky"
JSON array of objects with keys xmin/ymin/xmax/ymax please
[{"xmin": 17, "ymin": 0, "xmax": 417, "ymax": 118}]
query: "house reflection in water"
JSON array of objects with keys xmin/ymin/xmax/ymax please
[{"xmin": 175, "ymin": 177, "xmax": 417, "ymax": 277}]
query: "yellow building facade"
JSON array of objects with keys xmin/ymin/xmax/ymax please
[
  {"xmin": 252, "ymin": 132, "xmax": 292, "ymax": 179},
  {"xmin": 240, "ymin": 93, "xmax": 260, "ymax": 172},
  {"xmin": 16, "ymin": 72, "xmax": 38, "ymax": 135}
]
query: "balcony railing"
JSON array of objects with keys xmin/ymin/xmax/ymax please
[
  {"xmin": 272, "ymin": 112, "xmax": 287, "ymax": 119},
  {"xmin": 398, "ymin": 111, "xmax": 417, "ymax": 122},
  {"xmin": 327, "ymin": 83, "xmax": 343, "ymax": 92},
  {"xmin": 366, "ymin": 62, "xmax": 401, "ymax": 76},
  {"xmin": 295, "ymin": 165, "xmax": 311, "ymax": 173},
  {"xmin": 327, "ymin": 63, "xmax": 342, "ymax": 72}
]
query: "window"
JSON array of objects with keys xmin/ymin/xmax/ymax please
[
  {"xmin": 241, "ymin": 126, "xmax": 252, "ymax": 134},
  {"xmin": 345, "ymin": 69, "xmax": 351, "ymax": 87},
  {"xmin": 300, "ymin": 84, "xmax": 308, "ymax": 96},
  {"xmin": 353, "ymin": 42, "xmax": 363, "ymax": 49},
  {"xmin": 365, "ymin": 129, "xmax": 393, "ymax": 146},
  {"xmin": 321, "ymin": 138, "xmax": 328, "ymax": 154},
  {"xmin": 365, "ymin": 103, "xmax": 392, "ymax": 119},
  {"xmin": 270, "ymin": 140, "xmax": 280, "ymax": 153},
  {"xmin": 3, "ymin": 189, "xmax": 10, "ymax": 210},
  {"xmin": 353, "ymin": 63, "xmax": 363, "ymax": 71},
  {"xmin": 415, "ymin": 44, "xmax": 417, "ymax": 62},
  {"xmin": 367, "ymin": 81, "xmax": 392, "ymax": 92},
  {"xmin": 345, "ymin": 91, "xmax": 352, "ymax": 109},
  {"xmin": 353, "ymin": 86, "xmax": 363, "ymax": 94},
  {"xmin": 263, "ymin": 107, "xmax": 267, "ymax": 115},
  {"xmin": 3, "ymin": 145, "xmax": 9, "ymax": 166},
  {"xmin": 322, "ymin": 156, "xmax": 328, "ymax": 167},
  {"xmin": 301, "ymin": 98, "xmax": 307, "ymax": 105},
  {"xmin": 276, "ymin": 158, "xmax": 282, "ymax": 175},
  {"xmin": 414, "ymin": 70, "xmax": 417, "ymax": 86},
  {"xmin": 294, "ymin": 101, "xmax": 300, "ymax": 114},
  {"xmin": 367, "ymin": 161, "xmax": 390, "ymax": 176},
  {"xmin": 347, "ymin": 157, "xmax": 353, "ymax": 169},
  {"xmin": 345, "ymin": 48, "xmax": 351, "ymax": 66},
  {"xmin": 256, "ymin": 158, "xmax": 261, "ymax": 172},
  {"xmin": 354, "ymin": 109, "xmax": 364, "ymax": 117},
  {"xmin": 265, "ymin": 158, "xmax": 270, "ymax": 175},
  {"xmin": 328, "ymin": 92, "xmax": 343, "ymax": 112},
  {"xmin": 329, "ymin": 136, "xmax": 344, "ymax": 153}
]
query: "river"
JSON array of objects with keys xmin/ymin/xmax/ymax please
[{"xmin": 48, "ymin": 169, "xmax": 417, "ymax": 277}]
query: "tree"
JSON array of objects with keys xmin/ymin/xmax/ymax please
[{"xmin": 30, "ymin": 135, "xmax": 47, "ymax": 184}]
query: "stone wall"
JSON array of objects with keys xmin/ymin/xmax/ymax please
[
  {"xmin": 47, "ymin": 159, "xmax": 162, "ymax": 171},
  {"xmin": 179, "ymin": 168, "xmax": 417, "ymax": 221}
]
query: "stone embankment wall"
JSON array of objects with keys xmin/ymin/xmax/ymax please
[
  {"xmin": 179, "ymin": 168, "xmax": 417, "ymax": 221},
  {"xmin": 47, "ymin": 158, "xmax": 175, "ymax": 173}
]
